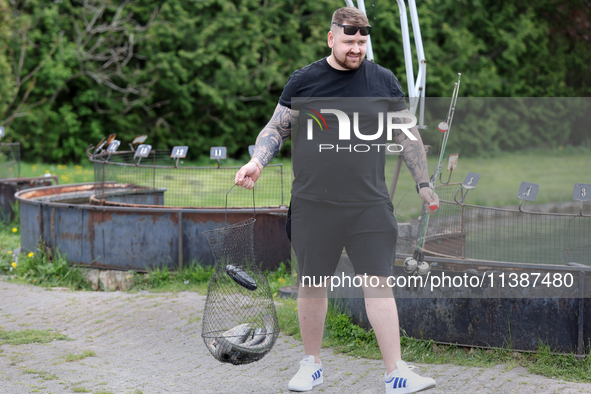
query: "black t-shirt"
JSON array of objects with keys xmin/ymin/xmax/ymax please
[{"xmin": 279, "ymin": 58, "xmax": 408, "ymax": 206}]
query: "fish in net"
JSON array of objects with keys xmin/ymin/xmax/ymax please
[{"xmin": 202, "ymin": 217, "xmax": 279, "ymax": 365}]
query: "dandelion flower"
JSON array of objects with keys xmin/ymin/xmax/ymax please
[
  {"xmin": 127, "ymin": 276, "xmax": 130, "ymax": 279},
  {"xmin": 8, "ymin": 251, "xmax": 12, "ymax": 254},
  {"xmin": 12, "ymin": 227, "xmax": 17, "ymax": 233},
  {"xmin": 11, "ymin": 262, "xmax": 17, "ymax": 268},
  {"xmin": 294, "ymin": 307, "xmax": 298, "ymax": 311},
  {"xmin": 28, "ymin": 252, "xmax": 34, "ymax": 258}
]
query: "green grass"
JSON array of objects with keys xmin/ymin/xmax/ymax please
[
  {"xmin": 127, "ymin": 262, "xmax": 215, "ymax": 294},
  {"xmin": 65, "ymin": 350, "xmax": 96, "ymax": 362},
  {"xmin": 6, "ymin": 247, "xmax": 92, "ymax": 290},
  {"xmin": 265, "ymin": 261, "xmax": 292, "ymax": 296},
  {"xmin": 72, "ymin": 388, "xmax": 91, "ymax": 393},
  {"xmin": 22, "ymin": 369, "xmax": 58, "ymax": 381},
  {"xmin": 0, "ymin": 329, "xmax": 70, "ymax": 345},
  {"xmin": 19, "ymin": 162, "xmax": 94, "ymax": 184}
]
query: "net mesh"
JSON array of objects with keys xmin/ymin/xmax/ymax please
[
  {"xmin": 400, "ymin": 185, "xmax": 591, "ymax": 265},
  {"xmin": 0, "ymin": 143, "xmax": 20, "ymax": 179},
  {"xmin": 91, "ymin": 150, "xmax": 287, "ymax": 207},
  {"xmin": 201, "ymin": 217, "xmax": 279, "ymax": 365},
  {"xmin": 559, "ymin": 243, "xmax": 591, "ymax": 266}
]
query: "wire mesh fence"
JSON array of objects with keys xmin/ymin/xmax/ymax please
[
  {"xmin": 91, "ymin": 150, "xmax": 288, "ymax": 207},
  {"xmin": 0, "ymin": 143, "xmax": 20, "ymax": 179},
  {"xmin": 400, "ymin": 184, "xmax": 591, "ymax": 266}
]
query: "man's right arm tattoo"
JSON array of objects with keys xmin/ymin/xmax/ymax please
[
  {"xmin": 253, "ymin": 104, "xmax": 298, "ymax": 168},
  {"xmin": 390, "ymin": 109, "xmax": 430, "ymax": 185}
]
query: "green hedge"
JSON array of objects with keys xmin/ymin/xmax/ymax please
[{"xmin": 0, "ymin": 0, "xmax": 589, "ymax": 162}]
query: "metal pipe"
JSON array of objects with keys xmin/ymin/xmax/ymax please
[
  {"xmin": 178, "ymin": 211, "xmax": 183, "ymax": 270},
  {"xmin": 395, "ymin": 0, "xmax": 414, "ymax": 99},
  {"xmin": 356, "ymin": 0, "xmax": 374, "ymax": 62},
  {"xmin": 578, "ymin": 271, "xmax": 585, "ymax": 354}
]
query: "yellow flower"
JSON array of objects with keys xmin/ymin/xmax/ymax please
[
  {"xmin": 127, "ymin": 275, "xmax": 130, "ymax": 279},
  {"xmin": 56, "ymin": 276, "xmax": 59, "ymax": 278},
  {"xmin": 8, "ymin": 251, "xmax": 12, "ymax": 255},
  {"xmin": 45, "ymin": 170, "xmax": 51, "ymax": 174},
  {"xmin": 33, "ymin": 279, "xmax": 37, "ymax": 283},
  {"xmin": 11, "ymin": 262, "xmax": 17, "ymax": 268},
  {"xmin": 278, "ymin": 278, "xmax": 286, "ymax": 284},
  {"xmin": 294, "ymin": 307, "xmax": 298, "ymax": 311},
  {"xmin": 12, "ymin": 227, "xmax": 17, "ymax": 233},
  {"xmin": 28, "ymin": 252, "xmax": 34, "ymax": 258}
]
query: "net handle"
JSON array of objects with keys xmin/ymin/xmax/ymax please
[{"xmin": 225, "ymin": 183, "xmax": 256, "ymax": 225}]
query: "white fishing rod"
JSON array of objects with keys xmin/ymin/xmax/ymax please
[{"xmin": 404, "ymin": 73, "xmax": 461, "ymax": 276}]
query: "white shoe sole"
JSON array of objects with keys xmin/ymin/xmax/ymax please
[
  {"xmin": 288, "ymin": 376, "xmax": 323, "ymax": 392},
  {"xmin": 386, "ymin": 381, "xmax": 436, "ymax": 394}
]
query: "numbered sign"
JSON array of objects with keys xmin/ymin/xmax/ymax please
[
  {"xmin": 171, "ymin": 146, "xmax": 188, "ymax": 159},
  {"xmin": 0, "ymin": 126, "xmax": 4, "ymax": 138},
  {"xmin": 106, "ymin": 140, "xmax": 120, "ymax": 153},
  {"xmin": 447, "ymin": 153, "xmax": 459, "ymax": 171},
  {"xmin": 462, "ymin": 172, "xmax": 481, "ymax": 190},
  {"xmin": 134, "ymin": 144, "xmax": 152, "ymax": 158},
  {"xmin": 132, "ymin": 135, "xmax": 148, "ymax": 145},
  {"xmin": 573, "ymin": 184, "xmax": 591, "ymax": 202},
  {"xmin": 248, "ymin": 145, "xmax": 256, "ymax": 158},
  {"xmin": 210, "ymin": 146, "xmax": 227, "ymax": 160},
  {"xmin": 517, "ymin": 182, "xmax": 539, "ymax": 202}
]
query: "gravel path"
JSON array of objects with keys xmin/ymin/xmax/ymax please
[{"xmin": 1, "ymin": 279, "xmax": 590, "ymax": 394}]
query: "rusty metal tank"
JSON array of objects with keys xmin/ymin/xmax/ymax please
[{"xmin": 16, "ymin": 183, "xmax": 290, "ymax": 272}]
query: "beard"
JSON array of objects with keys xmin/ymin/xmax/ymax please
[{"xmin": 333, "ymin": 50, "xmax": 364, "ymax": 70}]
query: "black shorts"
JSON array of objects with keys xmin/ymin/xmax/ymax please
[{"xmin": 287, "ymin": 196, "xmax": 398, "ymax": 282}]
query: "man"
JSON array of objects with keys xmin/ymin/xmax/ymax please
[{"xmin": 235, "ymin": 6, "xmax": 438, "ymax": 393}]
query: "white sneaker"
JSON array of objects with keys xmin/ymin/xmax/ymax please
[
  {"xmin": 288, "ymin": 355, "xmax": 323, "ymax": 391},
  {"xmin": 384, "ymin": 360, "xmax": 436, "ymax": 393}
]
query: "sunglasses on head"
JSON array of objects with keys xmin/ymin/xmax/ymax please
[{"xmin": 332, "ymin": 22, "xmax": 372, "ymax": 36}]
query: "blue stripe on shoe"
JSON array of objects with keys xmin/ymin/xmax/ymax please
[
  {"xmin": 385, "ymin": 376, "xmax": 408, "ymax": 388},
  {"xmin": 311, "ymin": 369, "xmax": 321, "ymax": 380}
]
